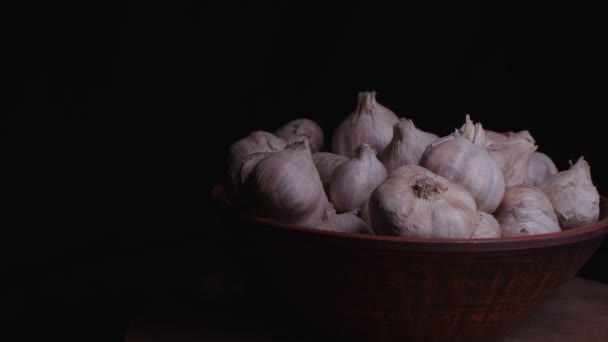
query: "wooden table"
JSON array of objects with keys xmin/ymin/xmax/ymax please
[{"xmin": 126, "ymin": 277, "xmax": 608, "ymax": 341}]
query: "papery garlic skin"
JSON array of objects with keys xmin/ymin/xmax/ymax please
[
  {"xmin": 420, "ymin": 119, "xmax": 505, "ymax": 214},
  {"xmin": 312, "ymin": 152, "xmax": 349, "ymax": 192},
  {"xmin": 317, "ymin": 203, "xmax": 374, "ymax": 235},
  {"xmin": 368, "ymin": 165, "xmax": 477, "ymax": 238},
  {"xmin": 248, "ymin": 141, "xmax": 328, "ymax": 227},
  {"xmin": 225, "ymin": 152, "xmax": 271, "ymax": 208},
  {"xmin": 494, "ymin": 185, "xmax": 560, "ymax": 237},
  {"xmin": 483, "ymin": 127, "xmax": 538, "ymax": 187},
  {"xmin": 472, "ymin": 211, "xmax": 501, "ymax": 238},
  {"xmin": 332, "ymin": 91, "xmax": 400, "ymax": 158},
  {"xmin": 275, "ymin": 118, "xmax": 325, "ymax": 153},
  {"xmin": 528, "ymin": 152, "xmax": 558, "ymax": 187},
  {"xmin": 379, "ymin": 118, "xmax": 439, "ymax": 173},
  {"xmin": 229, "ymin": 131, "xmax": 287, "ymax": 165},
  {"xmin": 539, "ymin": 157, "xmax": 600, "ymax": 229},
  {"xmin": 329, "ymin": 143, "xmax": 388, "ymax": 213}
]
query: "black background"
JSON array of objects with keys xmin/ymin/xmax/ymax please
[{"xmin": 4, "ymin": 1, "xmax": 606, "ymax": 340}]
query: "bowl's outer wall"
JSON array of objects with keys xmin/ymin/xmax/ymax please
[{"xmin": 213, "ymin": 185, "xmax": 608, "ymax": 341}]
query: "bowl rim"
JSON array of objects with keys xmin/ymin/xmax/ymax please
[{"xmin": 211, "ymin": 184, "xmax": 608, "ymax": 252}]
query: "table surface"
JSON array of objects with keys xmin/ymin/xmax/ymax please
[{"xmin": 126, "ymin": 277, "xmax": 608, "ymax": 342}]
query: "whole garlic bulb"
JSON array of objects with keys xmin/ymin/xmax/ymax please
[
  {"xmin": 225, "ymin": 152, "xmax": 271, "ymax": 208},
  {"xmin": 539, "ymin": 157, "xmax": 600, "ymax": 229},
  {"xmin": 528, "ymin": 151, "xmax": 558, "ymax": 186},
  {"xmin": 275, "ymin": 118, "xmax": 324, "ymax": 153},
  {"xmin": 420, "ymin": 118, "xmax": 505, "ymax": 213},
  {"xmin": 368, "ymin": 165, "xmax": 477, "ymax": 238},
  {"xmin": 317, "ymin": 203, "xmax": 374, "ymax": 235},
  {"xmin": 312, "ymin": 152, "xmax": 349, "ymax": 192},
  {"xmin": 332, "ymin": 91, "xmax": 400, "ymax": 157},
  {"xmin": 494, "ymin": 185, "xmax": 560, "ymax": 237},
  {"xmin": 248, "ymin": 141, "xmax": 328, "ymax": 227},
  {"xmin": 483, "ymin": 126, "xmax": 538, "ymax": 187},
  {"xmin": 229, "ymin": 131, "xmax": 287, "ymax": 165},
  {"xmin": 379, "ymin": 118, "xmax": 439, "ymax": 173},
  {"xmin": 472, "ymin": 211, "xmax": 501, "ymax": 238},
  {"xmin": 329, "ymin": 143, "xmax": 388, "ymax": 213}
]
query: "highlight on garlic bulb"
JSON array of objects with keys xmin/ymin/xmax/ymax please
[
  {"xmin": 472, "ymin": 211, "xmax": 501, "ymax": 238},
  {"xmin": 379, "ymin": 118, "xmax": 439, "ymax": 173},
  {"xmin": 368, "ymin": 165, "xmax": 477, "ymax": 238},
  {"xmin": 420, "ymin": 117, "xmax": 505, "ymax": 213},
  {"xmin": 332, "ymin": 91, "xmax": 400, "ymax": 158},
  {"xmin": 248, "ymin": 141, "xmax": 328, "ymax": 227},
  {"xmin": 317, "ymin": 203, "xmax": 374, "ymax": 235},
  {"xmin": 482, "ymin": 124, "xmax": 538, "ymax": 187},
  {"xmin": 329, "ymin": 143, "xmax": 388, "ymax": 213},
  {"xmin": 528, "ymin": 151, "xmax": 558, "ymax": 186},
  {"xmin": 229, "ymin": 131, "xmax": 287, "ymax": 165},
  {"xmin": 275, "ymin": 118, "xmax": 325, "ymax": 153},
  {"xmin": 312, "ymin": 152, "xmax": 349, "ymax": 192},
  {"xmin": 494, "ymin": 185, "xmax": 561, "ymax": 237},
  {"xmin": 539, "ymin": 157, "xmax": 600, "ymax": 230},
  {"xmin": 225, "ymin": 152, "xmax": 271, "ymax": 208}
]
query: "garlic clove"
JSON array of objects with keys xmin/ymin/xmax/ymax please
[
  {"xmin": 368, "ymin": 165, "xmax": 477, "ymax": 238},
  {"xmin": 248, "ymin": 141, "xmax": 328, "ymax": 227},
  {"xmin": 420, "ymin": 117, "xmax": 505, "ymax": 214},
  {"xmin": 225, "ymin": 152, "xmax": 271, "ymax": 208},
  {"xmin": 528, "ymin": 151, "xmax": 558, "ymax": 186},
  {"xmin": 312, "ymin": 152, "xmax": 349, "ymax": 193},
  {"xmin": 229, "ymin": 130, "xmax": 287, "ymax": 165},
  {"xmin": 472, "ymin": 211, "xmax": 501, "ymax": 238},
  {"xmin": 539, "ymin": 157, "xmax": 600, "ymax": 229},
  {"xmin": 275, "ymin": 118, "xmax": 325, "ymax": 153},
  {"xmin": 379, "ymin": 118, "xmax": 439, "ymax": 173},
  {"xmin": 494, "ymin": 185, "xmax": 561, "ymax": 237},
  {"xmin": 317, "ymin": 203, "xmax": 374, "ymax": 235},
  {"xmin": 331, "ymin": 91, "xmax": 400, "ymax": 158},
  {"xmin": 329, "ymin": 143, "xmax": 388, "ymax": 213}
]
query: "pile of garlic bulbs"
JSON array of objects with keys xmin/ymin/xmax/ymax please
[{"xmin": 224, "ymin": 91, "xmax": 601, "ymax": 238}]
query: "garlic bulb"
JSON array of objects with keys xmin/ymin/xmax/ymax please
[
  {"xmin": 248, "ymin": 141, "xmax": 328, "ymax": 227},
  {"xmin": 229, "ymin": 131, "xmax": 287, "ymax": 165},
  {"xmin": 275, "ymin": 118, "xmax": 324, "ymax": 153},
  {"xmin": 329, "ymin": 143, "xmax": 388, "ymax": 213},
  {"xmin": 483, "ymin": 126, "xmax": 538, "ymax": 187},
  {"xmin": 368, "ymin": 165, "xmax": 477, "ymax": 238},
  {"xmin": 317, "ymin": 203, "xmax": 374, "ymax": 235},
  {"xmin": 494, "ymin": 185, "xmax": 560, "ymax": 237},
  {"xmin": 225, "ymin": 152, "xmax": 270, "ymax": 208},
  {"xmin": 379, "ymin": 118, "xmax": 439, "ymax": 173},
  {"xmin": 539, "ymin": 157, "xmax": 600, "ymax": 229},
  {"xmin": 332, "ymin": 91, "xmax": 400, "ymax": 157},
  {"xmin": 312, "ymin": 152, "xmax": 349, "ymax": 192},
  {"xmin": 420, "ymin": 118, "xmax": 505, "ymax": 213},
  {"xmin": 528, "ymin": 151, "xmax": 558, "ymax": 186},
  {"xmin": 472, "ymin": 211, "xmax": 501, "ymax": 238}
]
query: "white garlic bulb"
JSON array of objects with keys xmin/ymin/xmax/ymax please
[
  {"xmin": 483, "ymin": 126, "xmax": 538, "ymax": 187},
  {"xmin": 528, "ymin": 151, "xmax": 558, "ymax": 186},
  {"xmin": 312, "ymin": 152, "xmax": 349, "ymax": 192},
  {"xmin": 420, "ymin": 118, "xmax": 505, "ymax": 213},
  {"xmin": 225, "ymin": 152, "xmax": 271, "ymax": 208},
  {"xmin": 317, "ymin": 203, "xmax": 374, "ymax": 235},
  {"xmin": 368, "ymin": 165, "xmax": 477, "ymax": 238},
  {"xmin": 275, "ymin": 118, "xmax": 324, "ymax": 153},
  {"xmin": 472, "ymin": 211, "xmax": 501, "ymax": 238},
  {"xmin": 494, "ymin": 185, "xmax": 560, "ymax": 237},
  {"xmin": 229, "ymin": 131, "xmax": 287, "ymax": 165},
  {"xmin": 379, "ymin": 118, "xmax": 439, "ymax": 173},
  {"xmin": 332, "ymin": 91, "xmax": 400, "ymax": 157},
  {"xmin": 248, "ymin": 141, "xmax": 328, "ymax": 227},
  {"xmin": 539, "ymin": 157, "xmax": 600, "ymax": 230},
  {"xmin": 329, "ymin": 143, "xmax": 388, "ymax": 213}
]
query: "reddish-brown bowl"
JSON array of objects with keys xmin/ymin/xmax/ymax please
[{"xmin": 211, "ymin": 184, "xmax": 608, "ymax": 341}]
